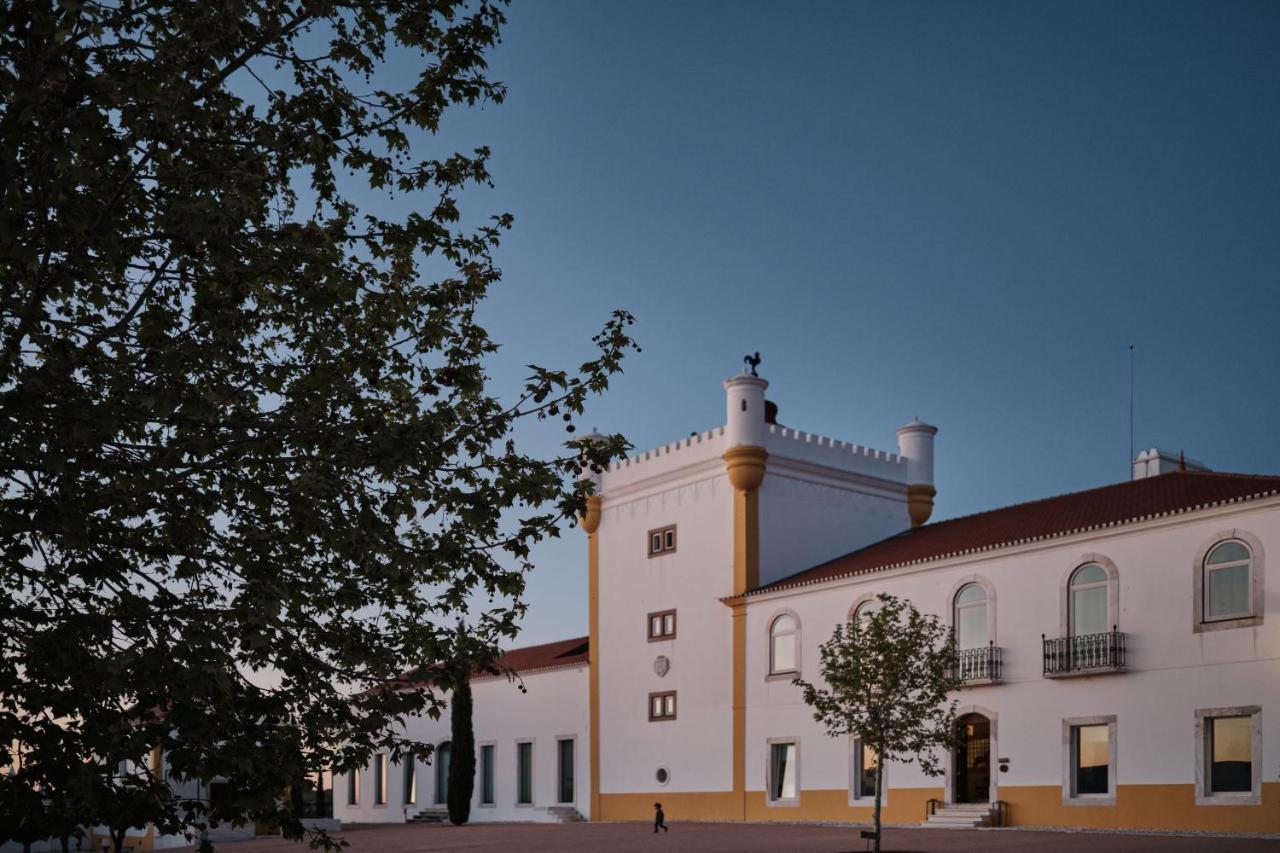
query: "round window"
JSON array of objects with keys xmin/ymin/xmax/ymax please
[{"xmin": 655, "ymin": 767, "xmax": 670, "ymax": 786}]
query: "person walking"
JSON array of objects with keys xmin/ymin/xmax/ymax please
[{"xmin": 654, "ymin": 802, "xmax": 669, "ymax": 833}]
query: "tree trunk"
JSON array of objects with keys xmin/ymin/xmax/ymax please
[
  {"xmin": 447, "ymin": 666, "xmax": 475, "ymax": 825},
  {"xmin": 112, "ymin": 827, "xmax": 126, "ymax": 853},
  {"xmin": 872, "ymin": 758, "xmax": 884, "ymax": 853}
]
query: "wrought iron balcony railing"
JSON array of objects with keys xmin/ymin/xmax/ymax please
[
  {"xmin": 950, "ymin": 643, "xmax": 1002, "ymax": 684},
  {"xmin": 1042, "ymin": 629, "xmax": 1125, "ymax": 677}
]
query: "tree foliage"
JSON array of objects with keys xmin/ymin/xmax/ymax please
[
  {"xmin": 445, "ymin": 632, "xmax": 475, "ymax": 826},
  {"xmin": 0, "ymin": 0, "xmax": 634, "ymax": 847},
  {"xmin": 794, "ymin": 594, "xmax": 959, "ymax": 853}
]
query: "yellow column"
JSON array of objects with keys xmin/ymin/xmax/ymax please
[
  {"xmin": 722, "ymin": 445, "xmax": 766, "ymax": 820},
  {"xmin": 582, "ymin": 495, "xmax": 603, "ymax": 821}
]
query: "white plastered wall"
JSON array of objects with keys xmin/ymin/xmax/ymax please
[
  {"xmin": 333, "ymin": 664, "xmax": 590, "ymax": 824},
  {"xmin": 744, "ymin": 500, "xmax": 1280, "ymax": 800},
  {"xmin": 596, "ymin": 443, "xmax": 736, "ymax": 796}
]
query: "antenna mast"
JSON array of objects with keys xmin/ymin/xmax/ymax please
[{"xmin": 1128, "ymin": 345, "xmax": 1135, "ymax": 470}]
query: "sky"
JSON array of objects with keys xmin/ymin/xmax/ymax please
[{"xmin": 395, "ymin": 1, "xmax": 1280, "ymax": 647}]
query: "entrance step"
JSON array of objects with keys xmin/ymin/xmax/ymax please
[
  {"xmin": 408, "ymin": 806, "xmax": 450, "ymax": 823},
  {"xmin": 922, "ymin": 802, "xmax": 997, "ymax": 829},
  {"xmin": 546, "ymin": 806, "xmax": 586, "ymax": 823}
]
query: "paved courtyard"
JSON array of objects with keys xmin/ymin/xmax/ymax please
[{"xmin": 192, "ymin": 822, "xmax": 1280, "ymax": 852}]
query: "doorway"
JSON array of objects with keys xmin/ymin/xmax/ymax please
[{"xmin": 954, "ymin": 714, "xmax": 991, "ymax": 803}]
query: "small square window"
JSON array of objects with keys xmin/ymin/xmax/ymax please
[
  {"xmin": 647, "ymin": 609, "xmax": 676, "ymax": 641},
  {"xmin": 648, "ymin": 525, "xmax": 677, "ymax": 557},
  {"xmin": 648, "ymin": 691, "xmax": 676, "ymax": 721}
]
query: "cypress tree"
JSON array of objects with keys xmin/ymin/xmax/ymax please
[{"xmin": 446, "ymin": 650, "xmax": 476, "ymax": 825}]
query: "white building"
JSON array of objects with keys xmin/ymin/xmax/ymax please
[{"xmin": 332, "ymin": 368, "xmax": 1279, "ymax": 834}]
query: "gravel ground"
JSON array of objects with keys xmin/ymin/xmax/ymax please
[{"xmin": 186, "ymin": 821, "xmax": 1280, "ymax": 853}]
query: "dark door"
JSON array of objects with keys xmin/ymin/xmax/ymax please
[{"xmin": 955, "ymin": 714, "xmax": 991, "ymax": 803}]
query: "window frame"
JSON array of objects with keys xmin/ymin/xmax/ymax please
[
  {"xmin": 647, "ymin": 524, "xmax": 677, "ymax": 557},
  {"xmin": 947, "ymin": 575, "xmax": 996, "ymax": 650},
  {"xmin": 765, "ymin": 738, "xmax": 800, "ymax": 807},
  {"xmin": 1195, "ymin": 706, "xmax": 1262, "ymax": 805},
  {"xmin": 648, "ymin": 690, "xmax": 677, "ymax": 722},
  {"xmin": 555, "ymin": 736, "xmax": 577, "ymax": 805},
  {"xmin": 515, "ymin": 739, "xmax": 534, "ymax": 807},
  {"xmin": 1192, "ymin": 531, "xmax": 1265, "ymax": 633},
  {"xmin": 848, "ymin": 736, "xmax": 885, "ymax": 805},
  {"xmin": 848, "ymin": 595, "xmax": 878, "ymax": 625},
  {"xmin": 372, "ymin": 753, "xmax": 388, "ymax": 807},
  {"xmin": 647, "ymin": 609, "xmax": 677, "ymax": 642},
  {"xmin": 347, "ymin": 767, "xmax": 360, "ymax": 806},
  {"xmin": 402, "ymin": 754, "xmax": 416, "ymax": 806},
  {"xmin": 766, "ymin": 610, "xmax": 801, "ymax": 679},
  {"xmin": 478, "ymin": 742, "xmax": 496, "ymax": 807},
  {"xmin": 1060, "ymin": 716, "xmax": 1116, "ymax": 806},
  {"xmin": 1057, "ymin": 554, "xmax": 1119, "ymax": 639}
]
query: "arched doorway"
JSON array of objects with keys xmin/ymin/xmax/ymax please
[
  {"xmin": 434, "ymin": 741, "xmax": 452, "ymax": 804},
  {"xmin": 954, "ymin": 714, "xmax": 990, "ymax": 803}
]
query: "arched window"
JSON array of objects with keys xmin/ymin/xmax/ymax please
[
  {"xmin": 1203, "ymin": 540, "xmax": 1252, "ymax": 621},
  {"xmin": 1069, "ymin": 564, "xmax": 1109, "ymax": 636},
  {"xmin": 769, "ymin": 614, "xmax": 798, "ymax": 675},
  {"xmin": 851, "ymin": 599, "xmax": 877, "ymax": 626},
  {"xmin": 953, "ymin": 583, "xmax": 988, "ymax": 650}
]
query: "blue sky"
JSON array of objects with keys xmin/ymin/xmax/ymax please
[{"xmin": 407, "ymin": 1, "xmax": 1280, "ymax": 646}]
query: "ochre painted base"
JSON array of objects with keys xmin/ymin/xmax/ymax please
[
  {"xmin": 998, "ymin": 782, "xmax": 1280, "ymax": 833},
  {"xmin": 598, "ymin": 784, "xmax": 1280, "ymax": 833}
]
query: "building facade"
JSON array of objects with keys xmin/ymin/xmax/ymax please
[{"xmin": 333, "ymin": 369, "xmax": 1279, "ymax": 833}]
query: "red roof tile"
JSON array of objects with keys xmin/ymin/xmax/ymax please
[
  {"xmin": 753, "ymin": 471, "xmax": 1280, "ymax": 596},
  {"xmin": 478, "ymin": 635, "xmax": 589, "ymax": 679}
]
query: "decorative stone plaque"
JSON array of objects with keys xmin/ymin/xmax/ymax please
[{"xmin": 653, "ymin": 655, "xmax": 670, "ymax": 677}]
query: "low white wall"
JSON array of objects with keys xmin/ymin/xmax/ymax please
[{"xmin": 334, "ymin": 663, "xmax": 590, "ymax": 824}]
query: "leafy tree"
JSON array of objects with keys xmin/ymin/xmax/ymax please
[
  {"xmin": 0, "ymin": 0, "xmax": 634, "ymax": 847},
  {"xmin": 794, "ymin": 594, "xmax": 959, "ymax": 853}
]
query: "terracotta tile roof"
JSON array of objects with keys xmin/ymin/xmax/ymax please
[
  {"xmin": 752, "ymin": 471, "xmax": 1280, "ymax": 596},
  {"xmin": 477, "ymin": 635, "xmax": 589, "ymax": 679}
]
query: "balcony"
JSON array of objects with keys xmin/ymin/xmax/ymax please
[
  {"xmin": 949, "ymin": 644, "xmax": 1002, "ymax": 686},
  {"xmin": 1042, "ymin": 629, "xmax": 1126, "ymax": 677}
]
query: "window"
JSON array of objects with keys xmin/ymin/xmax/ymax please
[
  {"xmin": 1196, "ymin": 707, "xmax": 1261, "ymax": 803},
  {"xmin": 557, "ymin": 738, "xmax": 575, "ymax": 804},
  {"xmin": 1061, "ymin": 716, "xmax": 1116, "ymax": 804},
  {"xmin": 769, "ymin": 614, "xmax": 798, "ymax": 675},
  {"xmin": 953, "ymin": 583, "xmax": 988, "ymax": 650},
  {"xmin": 648, "ymin": 525, "xmax": 677, "ymax": 557},
  {"xmin": 373, "ymin": 753, "xmax": 387, "ymax": 805},
  {"xmin": 648, "ymin": 609, "xmax": 677, "ymax": 641},
  {"xmin": 403, "ymin": 756, "xmax": 416, "ymax": 805},
  {"xmin": 851, "ymin": 598, "xmax": 877, "ymax": 626},
  {"xmin": 649, "ymin": 691, "xmax": 676, "ymax": 721},
  {"xmin": 434, "ymin": 741, "xmax": 451, "ymax": 805},
  {"xmin": 767, "ymin": 741, "xmax": 798, "ymax": 804},
  {"xmin": 479, "ymin": 745, "xmax": 495, "ymax": 805},
  {"xmin": 1071, "ymin": 726, "xmax": 1108, "ymax": 795},
  {"xmin": 1203, "ymin": 540, "xmax": 1252, "ymax": 621},
  {"xmin": 516, "ymin": 741, "xmax": 533, "ymax": 805},
  {"xmin": 1069, "ymin": 564, "xmax": 1109, "ymax": 636},
  {"xmin": 852, "ymin": 740, "xmax": 878, "ymax": 800},
  {"xmin": 347, "ymin": 767, "xmax": 360, "ymax": 806}
]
